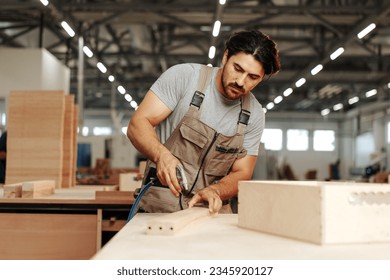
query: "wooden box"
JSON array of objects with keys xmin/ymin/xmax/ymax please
[{"xmin": 238, "ymin": 180, "xmax": 390, "ymax": 244}]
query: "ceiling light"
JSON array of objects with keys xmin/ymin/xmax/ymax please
[
  {"xmin": 117, "ymin": 85, "xmax": 126, "ymax": 94},
  {"xmin": 130, "ymin": 101, "xmax": 138, "ymax": 108},
  {"xmin": 219, "ymin": 0, "xmax": 226, "ymax": 4},
  {"xmin": 124, "ymin": 94, "xmax": 132, "ymax": 102},
  {"xmin": 365, "ymin": 89, "xmax": 377, "ymax": 98},
  {"xmin": 295, "ymin": 78, "xmax": 306, "ymax": 88},
  {"xmin": 333, "ymin": 103, "xmax": 343, "ymax": 111},
  {"xmin": 266, "ymin": 102, "xmax": 274, "ymax": 110},
  {"xmin": 108, "ymin": 75, "xmax": 115, "ymax": 82},
  {"xmin": 330, "ymin": 47, "xmax": 344, "ymax": 60},
  {"xmin": 40, "ymin": 0, "xmax": 49, "ymax": 6},
  {"xmin": 321, "ymin": 108, "xmax": 330, "ymax": 116},
  {"xmin": 311, "ymin": 64, "xmax": 323, "ymax": 76},
  {"xmin": 357, "ymin": 23, "xmax": 376, "ymax": 39},
  {"xmin": 82, "ymin": 46, "xmax": 93, "ymax": 58},
  {"xmin": 208, "ymin": 46, "xmax": 216, "ymax": 59},
  {"xmin": 348, "ymin": 96, "xmax": 359, "ymax": 105},
  {"xmin": 274, "ymin": 96, "xmax": 283, "ymax": 104},
  {"xmin": 212, "ymin": 20, "xmax": 221, "ymax": 37},
  {"xmin": 61, "ymin": 21, "xmax": 75, "ymax": 37},
  {"xmin": 263, "ymin": 108, "xmax": 267, "ymax": 114},
  {"xmin": 97, "ymin": 62, "xmax": 107, "ymax": 73},
  {"xmin": 283, "ymin": 88, "xmax": 293, "ymax": 97},
  {"xmin": 387, "ymin": 82, "xmax": 390, "ymax": 88}
]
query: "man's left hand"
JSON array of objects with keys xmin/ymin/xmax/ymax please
[{"xmin": 188, "ymin": 187, "xmax": 222, "ymax": 215}]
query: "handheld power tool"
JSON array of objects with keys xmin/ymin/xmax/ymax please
[{"xmin": 127, "ymin": 164, "xmax": 189, "ymax": 222}]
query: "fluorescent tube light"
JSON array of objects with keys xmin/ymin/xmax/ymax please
[
  {"xmin": 212, "ymin": 21, "xmax": 221, "ymax": 37},
  {"xmin": 40, "ymin": 0, "xmax": 49, "ymax": 6},
  {"xmin": 208, "ymin": 46, "xmax": 216, "ymax": 59},
  {"xmin": 108, "ymin": 75, "xmax": 115, "ymax": 82},
  {"xmin": 311, "ymin": 64, "xmax": 323, "ymax": 76},
  {"xmin": 348, "ymin": 96, "xmax": 359, "ymax": 105},
  {"xmin": 266, "ymin": 102, "xmax": 274, "ymax": 110},
  {"xmin": 274, "ymin": 96, "xmax": 283, "ymax": 104},
  {"xmin": 61, "ymin": 21, "xmax": 75, "ymax": 37},
  {"xmin": 219, "ymin": 0, "xmax": 226, "ymax": 4},
  {"xmin": 357, "ymin": 23, "xmax": 376, "ymax": 39},
  {"xmin": 124, "ymin": 94, "xmax": 132, "ymax": 102},
  {"xmin": 333, "ymin": 103, "xmax": 343, "ymax": 111},
  {"xmin": 82, "ymin": 46, "xmax": 93, "ymax": 58},
  {"xmin": 130, "ymin": 101, "xmax": 138, "ymax": 108},
  {"xmin": 97, "ymin": 62, "xmax": 107, "ymax": 73},
  {"xmin": 321, "ymin": 108, "xmax": 330, "ymax": 116},
  {"xmin": 295, "ymin": 78, "xmax": 306, "ymax": 88},
  {"xmin": 330, "ymin": 47, "xmax": 344, "ymax": 60},
  {"xmin": 283, "ymin": 88, "xmax": 293, "ymax": 97},
  {"xmin": 117, "ymin": 85, "xmax": 126, "ymax": 94},
  {"xmin": 365, "ymin": 89, "xmax": 377, "ymax": 98}
]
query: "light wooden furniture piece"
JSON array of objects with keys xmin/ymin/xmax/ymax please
[
  {"xmin": 0, "ymin": 186, "xmax": 134, "ymax": 260},
  {"xmin": 238, "ymin": 180, "xmax": 390, "ymax": 245},
  {"xmin": 92, "ymin": 213, "xmax": 390, "ymax": 260},
  {"xmin": 6, "ymin": 90, "xmax": 77, "ymax": 188}
]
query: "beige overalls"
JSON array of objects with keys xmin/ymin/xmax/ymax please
[{"xmin": 139, "ymin": 65, "xmax": 251, "ymax": 213}]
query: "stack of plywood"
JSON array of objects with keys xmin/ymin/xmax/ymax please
[{"xmin": 6, "ymin": 90, "xmax": 78, "ymax": 188}]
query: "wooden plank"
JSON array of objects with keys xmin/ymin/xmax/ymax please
[
  {"xmin": 61, "ymin": 95, "xmax": 75, "ymax": 188},
  {"xmin": 6, "ymin": 90, "xmax": 65, "ymax": 188},
  {"xmin": 21, "ymin": 180, "xmax": 55, "ymax": 198},
  {"xmin": 146, "ymin": 207, "xmax": 211, "ymax": 235},
  {"xmin": 72, "ymin": 105, "xmax": 79, "ymax": 187},
  {"xmin": 0, "ymin": 213, "xmax": 98, "ymax": 260},
  {"xmin": 3, "ymin": 183, "xmax": 23, "ymax": 198}
]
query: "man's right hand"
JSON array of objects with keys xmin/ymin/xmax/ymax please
[{"xmin": 155, "ymin": 151, "xmax": 182, "ymax": 196}]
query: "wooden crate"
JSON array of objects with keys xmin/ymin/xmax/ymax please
[{"xmin": 238, "ymin": 180, "xmax": 390, "ymax": 244}]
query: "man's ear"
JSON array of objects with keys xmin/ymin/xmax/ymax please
[{"xmin": 221, "ymin": 50, "xmax": 228, "ymax": 66}]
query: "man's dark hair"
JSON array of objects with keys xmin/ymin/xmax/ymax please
[{"xmin": 225, "ymin": 29, "xmax": 281, "ymax": 76}]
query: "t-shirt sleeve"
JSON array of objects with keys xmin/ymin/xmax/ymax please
[{"xmin": 150, "ymin": 64, "xmax": 198, "ymax": 111}]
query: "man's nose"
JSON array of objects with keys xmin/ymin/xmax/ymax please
[{"xmin": 236, "ymin": 74, "xmax": 246, "ymax": 86}]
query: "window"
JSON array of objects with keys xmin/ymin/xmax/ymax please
[
  {"xmin": 287, "ymin": 129, "xmax": 308, "ymax": 151},
  {"xmin": 262, "ymin": 128, "xmax": 282, "ymax": 150},
  {"xmin": 93, "ymin": 126, "xmax": 112, "ymax": 136},
  {"xmin": 313, "ymin": 130, "xmax": 335, "ymax": 151}
]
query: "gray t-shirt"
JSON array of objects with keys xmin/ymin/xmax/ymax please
[{"xmin": 150, "ymin": 63, "xmax": 265, "ymax": 156}]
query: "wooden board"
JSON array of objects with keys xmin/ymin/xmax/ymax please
[
  {"xmin": 21, "ymin": 180, "xmax": 55, "ymax": 198},
  {"xmin": 61, "ymin": 95, "xmax": 75, "ymax": 188},
  {"xmin": 72, "ymin": 105, "xmax": 79, "ymax": 187},
  {"xmin": 146, "ymin": 207, "xmax": 211, "ymax": 235},
  {"xmin": 3, "ymin": 183, "xmax": 23, "ymax": 198},
  {"xmin": 6, "ymin": 90, "xmax": 65, "ymax": 188},
  {"xmin": 0, "ymin": 213, "xmax": 98, "ymax": 260}
]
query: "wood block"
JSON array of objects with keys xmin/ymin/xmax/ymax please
[
  {"xmin": 119, "ymin": 172, "xmax": 141, "ymax": 191},
  {"xmin": 238, "ymin": 180, "xmax": 390, "ymax": 244},
  {"xmin": 146, "ymin": 207, "xmax": 211, "ymax": 235},
  {"xmin": 3, "ymin": 183, "xmax": 23, "ymax": 198},
  {"xmin": 21, "ymin": 180, "xmax": 55, "ymax": 198}
]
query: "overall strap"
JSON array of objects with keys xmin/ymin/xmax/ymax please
[
  {"xmin": 190, "ymin": 65, "xmax": 214, "ymax": 109},
  {"xmin": 237, "ymin": 94, "xmax": 251, "ymax": 134}
]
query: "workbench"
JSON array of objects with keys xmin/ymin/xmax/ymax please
[
  {"xmin": 92, "ymin": 213, "xmax": 390, "ymax": 260},
  {"xmin": 0, "ymin": 186, "xmax": 134, "ymax": 260}
]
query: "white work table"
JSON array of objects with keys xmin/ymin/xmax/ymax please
[{"xmin": 92, "ymin": 213, "xmax": 390, "ymax": 260}]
